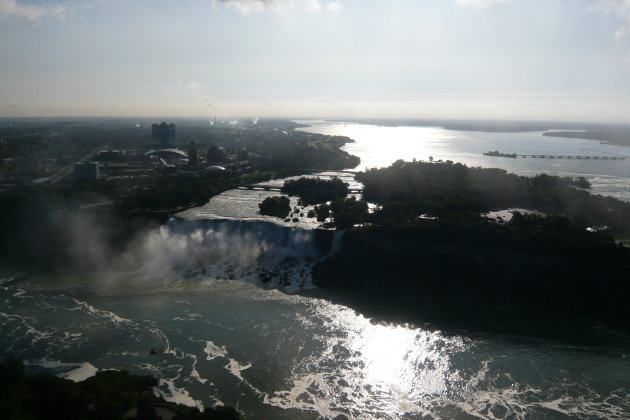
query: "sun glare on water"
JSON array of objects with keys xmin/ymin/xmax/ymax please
[{"xmin": 273, "ymin": 299, "xmax": 471, "ymax": 417}]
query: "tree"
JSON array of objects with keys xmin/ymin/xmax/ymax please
[
  {"xmin": 258, "ymin": 196, "xmax": 291, "ymax": 218},
  {"xmin": 330, "ymin": 197, "xmax": 369, "ymax": 229}
]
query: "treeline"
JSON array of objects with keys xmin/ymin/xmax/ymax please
[
  {"xmin": 310, "ymin": 197, "xmax": 368, "ymax": 229},
  {"xmin": 0, "ymin": 359, "xmax": 242, "ymax": 420},
  {"xmin": 356, "ymin": 160, "xmax": 628, "ymax": 233},
  {"xmin": 281, "ymin": 177, "xmax": 349, "ymax": 205},
  {"xmin": 543, "ymin": 127, "xmax": 630, "ymax": 148},
  {"xmin": 259, "ymin": 196, "xmax": 291, "ymax": 218},
  {"xmin": 251, "ymin": 142, "xmax": 360, "ymax": 175},
  {"xmin": 183, "ymin": 123, "xmax": 360, "ymax": 175},
  {"xmin": 273, "ymin": 177, "xmax": 368, "ymax": 228},
  {"xmin": 112, "ymin": 174, "xmax": 241, "ymax": 212}
]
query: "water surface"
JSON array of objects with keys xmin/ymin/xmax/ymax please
[{"xmin": 296, "ymin": 121, "xmax": 630, "ymax": 201}]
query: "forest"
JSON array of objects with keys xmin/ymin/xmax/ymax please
[
  {"xmin": 313, "ymin": 160, "xmax": 630, "ymax": 326},
  {"xmin": 356, "ymin": 160, "xmax": 628, "ymax": 233}
]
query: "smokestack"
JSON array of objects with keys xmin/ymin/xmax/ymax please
[{"xmin": 204, "ymin": 99, "xmax": 217, "ymax": 126}]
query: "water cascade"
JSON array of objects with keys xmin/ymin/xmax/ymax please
[
  {"xmin": 330, "ymin": 230, "xmax": 344, "ymax": 255},
  {"xmin": 159, "ymin": 217, "xmax": 340, "ymax": 289}
]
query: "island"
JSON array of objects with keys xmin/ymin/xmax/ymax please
[
  {"xmin": 312, "ymin": 159, "xmax": 630, "ymax": 327},
  {"xmin": 483, "ymin": 150, "xmax": 517, "ymax": 158},
  {"xmin": 259, "ymin": 196, "xmax": 291, "ymax": 218},
  {"xmin": 281, "ymin": 176, "xmax": 349, "ymax": 205}
]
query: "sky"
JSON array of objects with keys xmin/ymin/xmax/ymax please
[{"xmin": 2, "ymin": 0, "xmax": 630, "ymax": 122}]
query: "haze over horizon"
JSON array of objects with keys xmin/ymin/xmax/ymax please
[{"xmin": 2, "ymin": 0, "xmax": 630, "ymax": 122}]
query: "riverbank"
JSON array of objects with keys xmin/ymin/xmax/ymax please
[
  {"xmin": 312, "ymin": 226, "xmax": 630, "ymax": 327},
  {"xmin": 0, "ymin": 359, "xmax": 242, "ymax": 419}
]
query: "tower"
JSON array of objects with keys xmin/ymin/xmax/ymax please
[
  {"xmin": 152, "ymin": 122, "xmax": 176, "ymax": 147},
  {"xmin": 188, "ymin": 141, "xmax": 198, "ymax": 168}
]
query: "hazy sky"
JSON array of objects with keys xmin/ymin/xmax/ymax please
[{"xmin": 2, "ymin": 0, "xmax": 630, "ymax": 122}]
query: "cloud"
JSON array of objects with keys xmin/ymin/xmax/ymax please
[
  {"xmin": 593, "ymin": 0, "xmax": 630, "ymax": 40},
  {"xmin": 213, "ymin": 0, "xmax": 342, "ymax": 15},
  {"xmin": 326, "ymin": 1, "xmax": 341, "ymax": 13},
  {"xmin": 177, "ymin": 81, "xmax": 202, "ymax": 94},
  {"xmin": 456, "ymin": 0, "xmax": 630, "ymax": 46},
  {"xmin": 0, "ymin": 0, "xmax": 67, "ymax": 23}
]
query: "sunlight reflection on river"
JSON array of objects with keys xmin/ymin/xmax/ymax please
[
  {"xmin": 263, "ymin": 294, "xmax": 471, "ymax": 418},
  {"xmin": 296, "ymin": 121, "xmax": 630, "ymax": 201},
  {"xmin": 2, "ymin": 267, "xmax": 629, "ymax": 419}
]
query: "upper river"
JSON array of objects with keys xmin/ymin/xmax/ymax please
[{"xmin": 1, "ymin": 121, "xmax": 629, "ymax": 419}]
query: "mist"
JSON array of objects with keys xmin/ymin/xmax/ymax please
[{"xmin": 60, "ymin": 211, "xmax": 321, "ymax": 292}]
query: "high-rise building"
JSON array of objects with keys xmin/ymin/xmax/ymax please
[
  {"xmin": 188, "ymin": 141, "xmax": 198, "ymax": 168},
  {"xmin": 152, "ymin": 122, "xmax": 176, "ymax": 147}
]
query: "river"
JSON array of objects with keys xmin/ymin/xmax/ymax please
[
  {"xmin": 1, "ymin": 121, "xmax": 629, "ymax": 419},
  {"xmin": 296, "ymin": 121, "xmax": 630, "ymax": 202}
]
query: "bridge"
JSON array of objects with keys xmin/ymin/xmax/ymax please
[
  {"xmin": 238, "ymin": 184, "xmax": 282, "ymax": 192},
  {"xmin": 518, "ymin": 155, "xmax": 630, "ymax": 160},
  {"xmin": 238, "ymin": 184, "xmax": 363, "ymax": 194}
]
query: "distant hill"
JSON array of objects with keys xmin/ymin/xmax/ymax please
[{"xmin": 543, "ymin": 129, "xmax": 630, "ymax": 148}]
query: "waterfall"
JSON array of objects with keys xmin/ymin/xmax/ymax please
[
  {"xmin": 166, "ymin": 218, "xmax": 324, "ymax": 260},
  {"xmin": 147, "ymin": 217, "xmax": 341, "ymax": 289},
  {"xmin": 330, "ymin": 230, "xmax": 344, "ymax": 254}
]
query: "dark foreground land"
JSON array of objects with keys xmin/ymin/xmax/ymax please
[
  {"xmin": 0, "ymin": 359, "xmax": 242, "ymax": 420},
  {"xmin": 313, "ymin": 160, "xmax": 630, "ymax": 328}
]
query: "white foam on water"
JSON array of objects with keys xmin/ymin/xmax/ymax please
[
  {"xmin": 69, "ymin": 298, "xmax": 136, "ymax": 328},
  {"xmin": 172, "ymin": 312, "xmax": 202, "ymax": 321},
  {"xmin": 153, "ymin": 378, "xmax": 205, "ymax": 411},
  {"xmin": 225, "ymin": 358, "xmax": 251, "ymax": 383},
  {"xmin": 204, "ymin": 340, "xmax": 228, "ymax": 361},
  {"xmin": 264, "ymin": 373, "xmax": 348, "ymax": 419},
  {"xmin": 26, "ymin": 359, "xmax": 98, "ymax": 382},
  {"xmin": 0, "ymin": 311, "xmax": 51, "ymax": 351},
  {"xmin": 186, "ymin": 353, "xmax": 208, "ymax": 384},
  {"xmin": 137, "ymin": 361, "xmax": 205, "ymax": 411}
]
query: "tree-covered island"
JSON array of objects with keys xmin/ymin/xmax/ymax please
[
  {"xmin": 313, "ymin": 160, "xmax": 630, "ymax": 327},
  {"xmin": 281, "ymin": 176, "xmax": 349, "ymax": 205},
  {"xmin": 483, "ymin": 150, "xmax": 517, "ymax": 158},
  {"xmin": 259, "ymin": 196, "xmax": 291, "ymax": 218}
]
